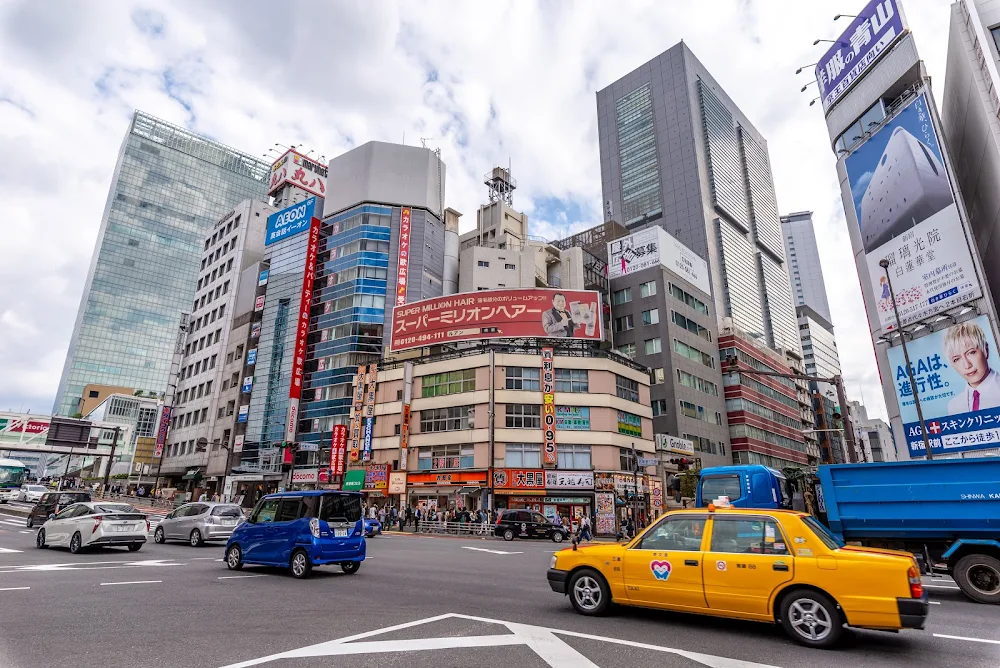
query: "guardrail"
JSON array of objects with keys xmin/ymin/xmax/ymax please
[{"xmin": 415, "ymin": 520, "xmax": 495, "ymax": 537}]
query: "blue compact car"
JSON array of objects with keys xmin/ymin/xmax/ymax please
[
  {"xmin": 364, "ymin": 517, "xmax": 382, "ymax": 537},
  {"xmin": 225, "ymin": 491, "xmax": 365, "ymax": 579}
]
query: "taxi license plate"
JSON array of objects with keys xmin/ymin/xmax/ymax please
[
  {"xmin": 334, "ymin": 528, "xmax": 348, "ymax": 537},
  {"xmin": 111, "ymin": 524, "xmax": 134, "ymax": 532}
]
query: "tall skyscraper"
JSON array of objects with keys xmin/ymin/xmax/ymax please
[
  {"xmin": 597, "ymin": 41, "xmax": 800, "ymax": 357},
  {"xmin": 53, "ymin": 112, "xmax": 270, "ymax": 417},
  {"xmin": 781, "ymin": 211, "xmax": 833, "ymax": 323}
]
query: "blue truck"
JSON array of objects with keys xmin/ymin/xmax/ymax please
[{"xmin": 696, "ymin": 458, "xmax": 1000, "ymax": 604}]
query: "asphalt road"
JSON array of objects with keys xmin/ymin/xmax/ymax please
[{"xmin": 1, "ymin": 509, "xmax": 999, "ymax": 668}]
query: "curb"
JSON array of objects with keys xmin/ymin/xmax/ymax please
[{"xmin": 380, "ymin": 530, "xmax": 618, "ymax": 544}]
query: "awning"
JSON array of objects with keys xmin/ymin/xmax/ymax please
[
  {"xmin": 456, "ymin": 486, "xmax": 482, "ymax": 496},
  {"xmin": 181, "ymin": 469, "xmax": 203, "ymax": 481}
]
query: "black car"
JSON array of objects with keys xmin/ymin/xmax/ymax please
[
  {"xmin": 494, "ymin": 509, "xmax": 569, "ymax": 543},
  {"xmin": 26, "ymin": 491, "xmax": 91, "ymax": 528}
]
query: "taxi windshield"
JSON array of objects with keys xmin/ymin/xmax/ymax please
[{"xmin": 802, "ymin": 515, "xmax": 845, "ymax": 549}]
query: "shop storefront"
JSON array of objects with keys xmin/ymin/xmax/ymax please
[
  {"xmin": 223, "ymin": 473, "xmax": 283, "ymax": 509},
  {"xmin": 492, "ymin": 469, "xmax": 594, "ymax": 532},
  {"xmin": 406, "ymin": 471, "xmax": 488, "ymax": 511},
  {"xmin": 594, "ymin": 471, "xmax": 651, "ymax": 536}
]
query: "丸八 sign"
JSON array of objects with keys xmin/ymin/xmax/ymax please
[{"xmin": 268, "ymin": 149, "xmax": 327, "ymax": 198}]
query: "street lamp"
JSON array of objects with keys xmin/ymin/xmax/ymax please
[
  {"xmin": 834, "ymin": 14, "xmax": 858, "ymax": 21},
  {"xmin": 879, "ymin": 258, "xmax": 934, "ymax": 459},
  {"xmin": 795, "ymin": 63, "xmax": 817, "ymax": 75}
]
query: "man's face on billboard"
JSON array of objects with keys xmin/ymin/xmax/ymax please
[
  {"xmin": 951, "ymin": 342, "xmax": 990, "ymax": 386},
  {"xmin": 552, "ymin": 294, "xmax": 566, "ymax": 311}
]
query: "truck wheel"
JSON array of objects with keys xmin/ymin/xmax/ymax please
[
  {"xmin": 954, "ymin": 554, "xmax": 1000, "ymax": 604},
  {"xmin": 779, "ymin": 589, "xmax": 844, "ymax": 648}
]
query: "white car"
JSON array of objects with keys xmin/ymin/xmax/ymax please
[
  {"xmin": 35, "ymin": 502, "xmax": 148, "ymax": 554},
  {"xmin": 17, "ymin": 485, "xmax": 48, "ymax": 503}
]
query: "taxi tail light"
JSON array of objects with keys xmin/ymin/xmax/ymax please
[
  {"xmin": 309, "ymin": 517, "xmax": 321, "ymax": 538},
  {"xmin": 146, "ymin": 518, "xmax": 151, "ymax": 533},
  {"xmin": 908, "ymin": 565, "xmax": 923, "ymax": 598},
  {"xmin": 92, "ymin": 516, "xmax": 103, "ymax": 534}
]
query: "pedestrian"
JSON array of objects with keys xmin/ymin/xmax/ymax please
[
  {"xmin": 414, "ymin": 505, "xmax": 422, "ymax": 532},
  {"xmin": 579, "ymin": 515, "xmax": 593, "ymax": 543}
]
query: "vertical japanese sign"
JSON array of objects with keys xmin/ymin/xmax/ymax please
[
  {"xmin": 362, "ymin": 363, "xmax": 378, "ymax": 461},
  {"xmin": 396, "ymin": 207, "xmax": 411, "ymax": 307},
  {"xmin": 541, "ymin": 347, "xmax": 557, "ymax": 465},
  {"xmin": 285, "ymin": 216, "xmax": 321, "ymax": 443},
  {"xmin": 349, "ymin": 365, "xmax": 365, "ymax": 461},
  {"xmin": 153, "ymin": 406, "xmax": 171, "ymax": 458},
  {"xmin": 329, "ymin": 424, "xmax": 347, "ymax": 477},
  {"xmin": 815, "ymin": 0, "xmax": 905, "ymax": 111},
  {"xmin": 399, "ymin": 362, "xmax": 413, "ymax": 470},
  {"xmin": 844, "ymin": 93, "xmax": 981, "ymax": 330}
]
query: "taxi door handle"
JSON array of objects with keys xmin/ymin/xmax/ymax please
[
  {"xmin": 773, "ymin": 563, "xmax": 789, "ymax": 572},
  {"xmin": 684, "ymin": 559, "xmax": 698, "ymax": 566}
]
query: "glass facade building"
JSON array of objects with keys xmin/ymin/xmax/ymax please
[
  {"xmin": 615, "ymin": 84, "xmax": 662, "ymax": 225},
  {"xmin": 53, "ymin": 112, "xmax": 270, "ymax": 417}
]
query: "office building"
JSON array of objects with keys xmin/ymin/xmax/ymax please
[
  {"xmin": 848, "ymin": 400, "xmax": 898, "ymax": 462},
  {"xmin": 53, "ymin": 111, "xmax": 270, "ymax": 417},
  {"xmin": 781, "ymin": 211, "xmax": 833, "ymax": 323},
  {"xmin": 797, "ymin": 305, "xmax": 841, "ymax": 385},
  {"xmin": 596, "ymin": 42, "xmax": 800, "ymax": 358},
  {"xmin": 158, "ymin": 199, "xmax": 275, "ymax": 492},
  {"xmin": 944, "ymin": 0, "xmax": 1000, "ymax": 315},
  {"xmin": 604, "ymin": 226, "xmax": 731, "ymax": 469}
]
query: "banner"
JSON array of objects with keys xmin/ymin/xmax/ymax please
[
  {"xmin": 329, "ymin": 424, "xmax": 347, "ymax": 476},
  {"xmin": 233, "ymin": 435, "xmax": 244, "ymax": 454},
  {"xmin": 396, "ymin": 207, "xmax": 411, "ymax": 307},
  {"xmin": 362, "ymin": 416, "xmax": 374, "ymax": 462},
  {"xmin": 541, "ymin": 347, "xmax": 557, "ymax": 465},
  {"xmin": 887, "ymin": 315, "xmax": 1000, "ymax": 456},
  {"xmin": 389, "ymin": 288, "xmax": 602, "ymax": 352},
  {"xmin": 153, "ymin": 406, "xmax": 171, "ymax": 458},
  {"xmin": 285, "ymin": 216, "xmax": 321, "ymax": 443},
  {"xmin": 362, "ymin": 363, "xmax": 377, "ymax": 462},
  {"xmin": 607, "ymin": 226, "xmax": 710, "ymax": 294},
  {"xmin": 845, "ymin": 93, "xmax": 981, "ymax": 330},
  {"xmin": 816, "ymin": 0, "xmax": 905, "ymax": 111},
  {"xmin": 349, "ymin": 365, "xmax": 365, "ymax": 461},
  {"xmin": 595, "ymin": 493, "xmax": 616, "ymax": 535}
]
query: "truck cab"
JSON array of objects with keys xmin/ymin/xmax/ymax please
[{"xmin": 696, "ymin": 465, "xmax": 792, "ymax": 510}]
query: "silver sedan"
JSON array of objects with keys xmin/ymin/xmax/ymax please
[{"xmin": 153, "ymin": 502, "xmax": 244, "ymax": 546}]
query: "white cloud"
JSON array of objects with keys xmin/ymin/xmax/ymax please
[{"xmin": 0, "ymin": 0, "xmax": 957, "ymax": 420}]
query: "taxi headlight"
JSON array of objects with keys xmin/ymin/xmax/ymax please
[{"xmin": 550, "ymin": 555, "xmax": 558, "ymax": 569}]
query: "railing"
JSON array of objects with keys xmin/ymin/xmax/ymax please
[{"xmin": 415, "ymin": 519, "xmax": 496, "ymax": 537}]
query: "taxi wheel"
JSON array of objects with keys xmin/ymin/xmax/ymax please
[
  {"xmin": 569, "ymin": 569, "xmax": 611, "ymax": 616},
  {"xmin": 955, "ymin": 554, "xmax": 1000, "ymax": 604},
  {"xmin": 69, "ymin": 532, "xmax": 83, "ymax": 555},
  {"xmin": 502, "ymin": 529, "xmax": 515, "ymax": 541},
  {"xmin": 290, "ymin": 549, "xmax": 312, "ymax": 579},
  {"xmin": 552, "ymin": 531, "xmax": 565, "ymax": 543},
  {"xmin": 780, "ymin": 589, "xmax": 843, "ymax": 648}
]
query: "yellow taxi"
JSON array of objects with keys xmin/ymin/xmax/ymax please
[{"xmin": 547, "ymin": 506, "xmax": 928, "ymax": 648}]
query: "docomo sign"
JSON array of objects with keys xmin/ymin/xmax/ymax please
[
  {"xmin": 396, "ymin": 207, "xmax": 411, "ymax": 307},
  {"xmin": 291, "ymin": 468, "xmax": 319, "ymax": 484},
  {"xmin": 284, "ymin": 217, "xmax": 322, "ymax": 443},
  {"xmin": 390, "ymin": 288, "xmax": 603, "ymax": 352}
]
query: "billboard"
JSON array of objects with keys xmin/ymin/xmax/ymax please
[
  {"xmin": 888, "ymin": 315, "xmax": 1000, "ymax": 457},
  {"xmin": 845, "ymin": 93, "xmax": 980, "ymax": 331},
  {"xmin": 656, "ymin": 433, "xmax": 695, "ymax": 456},
  {"xmin": 555, "ymin": 406, "xmax": 590, "ymax": 430},
  {"xmin": 153, "ymin": 406, "xmax": 171, "ymax": 458},
  {"xmin": 541, "ymin": 347, "xmax": 557, "ymax": 465},
  {"xmin": 329, "ymin": 424, "xmax": 347, "ymax": 477},
  {"xmin": 265, "ymin": 197, "xmax": 317, "ymax": 246},
  {"xmin": 816, "ymin": 0, "xmax": 905, "ymax": 111},
  {"xmin": 285, "ymin": 216, "xmax": 321, "ymax": 443},
  {"xmin": 607, "ymin": 226, "xmax": 710, "ymax": 294},
  {"xmin": 389, "ymin": 288, "xmax": 603, "ymax": 352},
  {"xmin": 396, "ymin": 207, "xmax": 411, "ymax": 307},
  {"xmin": 268, "ymin": 149, "xmax": 327, "ymax": 198}
]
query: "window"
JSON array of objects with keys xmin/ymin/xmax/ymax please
[
  {"xmin": 672, "ymin": 311, "xmax": 711, "ymax": 341},
  {"xmin": 505, "ymin": 367, "xmax": 540, "ymax": 391},
  {"xmin": 644, "ymin": 338, "xmax": 661, "ymax": 355},
  {"xmin": 420, "ymin": 406, "xmax": 473, "ymax": 433},
  {"xmin": 619, "ymin": 447, "xmax": 636, "ymax": 472},
  {"xmin": 613, "ymin": 315, "xmax": 634, "ymax": 332},
  {"xmin": 612, "ymin": 287, "xmax": 632, "ymax": 305},
  {"xmin": 651, "ymin": 399, "xmax": 668, "ymax": 416},
  {"xmin": 557, "ymin": 444, "xmax": 591, "ymax": 469},
  {"xmin": 318, "ymin": 494, "xmax": 362, "ymax": 523},
  {"xmin": 418, "ymin": 445, "xmax": 475, "ymax": 470},
  {"xmin": 615, "ymin": 343, "xmax": 636, "ymax": 359},
  {"xmin": 478, "ymin": 260, "xmax": 489, "ymax": 267},
  {"xmin": 677, "ymin": 369, "xmax": 719, "ymax": 396},
  {"xmin": 670, "ymin": 283, "xmax": 709, "ymax": 315},
  {"xmin": 250, "ymin": 498, "xmax": 280, "ymax": 523},
  {"xmin": 673, "ymin": 339, "xmax": 715, "ymax": 368},
  {"xmin": 638, "ymin": 516, "xmax": 706, "ymax": 551},
  {"xmin": 616, "ymin": 375, "xmax": 639, "ymax": 402},
  {"xmin": 506, "ymin": 404, "xmax": 541, "ymax": 428},
  {"xmin": 700, "ymin": 475, "xmax": 741, "ymax": 504},
  {"xmin": 993, "ymin": 26, "xmax": 1000, "ymax": 53},
  {"xmin": 505, "ymin": 263, "xmax": 516, "ymax": 270},
  {"xmin": 639, "ymin": 280, "xmax": 657, "ymax": 298},
  {"xmin": 505, "ymin": 443, "xmax": 541, "ymax": 468},
  {"xmin": 642, "ymin": 308, "xmax": 659, "ymax": 326},
  {"xmin": 554, "ymin": 368, "xmax": 588, "ymax": 393},
  {"xmin": 651, "ymin": 367, "xmax": 665, "ymax": 384},
  {"xmin": 710, "ymin": 517, "xmax": 789, "ymax": 555},
  {"xmin": 421, "ymin": 369, "xmax": 476, "ymax": 397}
]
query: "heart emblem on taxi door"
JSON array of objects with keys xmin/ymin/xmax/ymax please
[{"xmin": 650, "ymin": 560, "xmax": 672, "ymax": 580}]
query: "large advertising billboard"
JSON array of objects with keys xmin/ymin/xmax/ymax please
[
  {"xmin": 268, "ymin": 149, "xmax": 327, "ymax": 198},
  {"xmin": 390, "ymin": 288, "xmax": 603, "ymax": 352},
  {"xmin": 607, "ymin": 226, "xmax": 710, "ymax": 294},
  {"xmin": 888, "ymin": 315, "xmax": 1000, "ymax": 457},
  {"xmin": 265, "ymin": 197, "xmax": 317, "ymax": 246},
  {"xmin": 284, "ymin": 216, "xmax": 321, "ymax": 443},
  {"xmin": 845, "ymin": 93, "xmax": 981, "ymax": 331},
  {"xmin": 816, "ymin": 0, "xmax": 905, "ymax": 111}
]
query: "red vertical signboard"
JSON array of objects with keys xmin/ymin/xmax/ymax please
[
  {"xmin": 285, "ymin": 216, "xmax": 321, "ymax": 444},
  {"xmin": 541, "ymin": 347, "xmax": 557, "ymax": 465},
  {"xmin": 349, "ymin": 365, "xmax": 365, "ymax": 461},
  {"xmin": 396, "ymin": 207, "xmax": 411, "ymax": 307},
  {"xmin": 330, "ymin": 424, "xmax": 348, "ymax": 477}
]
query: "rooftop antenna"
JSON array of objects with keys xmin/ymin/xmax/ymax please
[{"xmin": 420, "ymin": 137, "xmax": 433, "ymax": 149}]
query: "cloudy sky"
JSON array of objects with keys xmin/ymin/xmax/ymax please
[{"xmin": 0, "ymin": 0, "xmax": 956, "ymax": 418}]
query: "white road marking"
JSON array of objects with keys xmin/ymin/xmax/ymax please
[
  {"xmin": 192, "ymin": 557, "xmax": 221, "ymax": 560},
  {"xmin": 923, "ymin": 584, "xmax": 961, "ymax": 590},
  {"xmin": 0, "ymin": 519, "xmax": 25, "ymax": 526},
  {"xmin": 0, "ymin": 547, "xmax": 22, "ymax": 554},
  {"xmin": 19, "ymin": 531, "xmax": 33, "ymax": 534},
  {"xmin": 216, "ymin": 611, "xmax": 779, "ymax": 668},
  {"xmin": 218, "ymin": 574, "xmax": 266, "ymax": 579},
  {"xmin": 461, "ymin": 546, "xmax": 523, "ymax": 555},
  {"xmin": 0, "ymin": 587, "xmax": 30, "ymax": 591},
  {"xmin": 0, "ymin": 559, "xmax": 186, "ymax": 573},
  {"xmin": 99, "ymin": 580, "xmax": 162, "ymax": 586},
  {"xmin": 934, "ymin": 633, "xmax": 1000, "ymax": 645},
  {"xmin": 929, "ymin": 601, "xmax": 941, "ymax": 605}
]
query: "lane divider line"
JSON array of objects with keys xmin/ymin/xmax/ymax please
[
  {"xmin": 934, "ymin": 633, "xmax": 1000, "ymax": 645},
  {"xmin": 923, "ymin": 584, "xmax": 960, "ymax": 590},
  {"xmin": 218, "ymin": 574, "xmax": 266, "ymax": 579},
  {"xmin": 99, "ymin": 580, "xmax": 162, "ymax": 586},
  {"xmin": 0, "ymin": 587, "xmax": 30, "ymax": 591}
]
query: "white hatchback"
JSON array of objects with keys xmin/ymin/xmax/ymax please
[
  {"xmin": 17, "ymin": 485, "xmax": 48, "ymax": 503},
  {"xmin": 36, "ymin": 502, "xmax": 148, "ymax": 554}
]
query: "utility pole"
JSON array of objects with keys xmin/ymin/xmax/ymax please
[
  {"xmin": 879, "ymin": 259, "xmax": 933, "ymax": 459},
  {"xmin": 101, "ymin": 426, "xmax": 122, "ymax": 492},
  {"xmin": 631, "ymin": 441, "xmax": 639, "ymax": 531}
]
